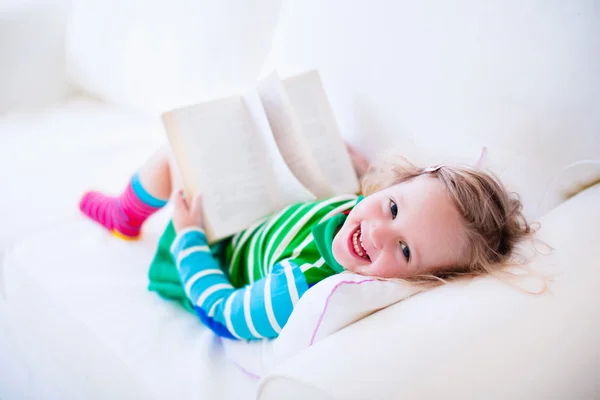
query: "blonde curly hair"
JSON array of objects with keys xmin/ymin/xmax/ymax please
[{"xmin": 360, "ymin": 153, "xmax": 544, "ymax": 291}]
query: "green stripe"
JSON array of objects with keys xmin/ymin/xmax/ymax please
[
  {"xmin": 253, "ymin": 203, "xmax": 302, "ymax": 279},
  {"xmin": 303, "ymin": 264, "xmax": 338, "ymax": 286},
  {"xmin": 262, "ymin": 202, "xmax": 314, "ymax": 273},
  {"xmin": 264, "ymin": 196, "xmax": 356, "ymax": 269},
  {"xmin": 225, "ymin": 195, "xmax": 358, "ymax": 286}
]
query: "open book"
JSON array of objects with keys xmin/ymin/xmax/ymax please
[{"xmin": 162, "ymin": 70, "xmax": 360, "ymax": 243}]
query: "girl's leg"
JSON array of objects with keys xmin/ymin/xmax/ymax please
[
  {"xmin": 79, "ymin": 145, "xmax": 175, "ymax": 239},
  {"xmin": 137, "ymin": 146, "xmax": 174, "ymax": 200}
]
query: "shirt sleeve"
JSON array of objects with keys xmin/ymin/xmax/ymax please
[{"xmin": 170, "ymin": 227, "xmax": 310, "ymax": 340}]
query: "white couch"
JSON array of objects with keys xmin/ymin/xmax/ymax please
[{"xmin": 1, "ymin": 0, "xmax": 599, "ymax": 399}]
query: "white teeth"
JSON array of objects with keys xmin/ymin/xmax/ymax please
[{"xmin": 352, "ymin": 228, "xmax": 369, "ymax": 260}]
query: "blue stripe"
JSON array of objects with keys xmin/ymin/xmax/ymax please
[
  {"xmin": 187, "ymin": 274, "xmax": 231, "ymax": 302},
  {"xmin": 131, "ymin": 172, "xmax": 168, "ymax": 208},
  {"xmin": 229, "ymin": 290, "xmax": 256, "ymax": 339},
  {"xmin": 177, "ymin": 252, "xmax": 216, "ymax": 282},
  {"xmin": 172, "ymin": 231, "xmax": 207, "ymax": 257},
  {"xmin": 269, "ymin": 265, "xmax": 294, "ymax": 329},
  {"xmin": 290, "ymin": 262, "xmax": 309, "ymax": 298},
  {"xmin": 171, "ymin": 226, "xmax": 312, "ymax": 340},
  {"xmin": 246, "ymin": 278, "xmax": 278, "ymax": 338},
  {"xmin": 199, "ymin": 287, "xmax": 234, "ymax": 309},
  {"xmin": 193, "ymin": 305, "xmax": 237, "ymax": 340}
]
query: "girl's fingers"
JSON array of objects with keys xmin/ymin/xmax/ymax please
[
  {"xmin": 190, "ymin": 195, "xmax": 203, "ymax": 219},
  {"xmin": 174, "ymin": 189, "xmax": 190, "ymax": 211}
]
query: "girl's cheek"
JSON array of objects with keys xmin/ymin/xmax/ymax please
[{"xmin": 386, "ymin": 254, "xmax": 402, "ymax": 278}]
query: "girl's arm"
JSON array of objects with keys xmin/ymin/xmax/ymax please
[{"xmin": 170, "ymin": 227, "xmax": 309, "ymax": 340}]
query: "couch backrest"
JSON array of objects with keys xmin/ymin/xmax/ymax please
[
  {"xmin": 0, "ymin": 0, "xmax": 70, "ymax": 114},
  {"xmin": 263, "ymin": 0, "xmax": 600, "ymax": 219},
  {"xmin": 65, "ymin": 0, "xmax": 282, "ymax": 116}
]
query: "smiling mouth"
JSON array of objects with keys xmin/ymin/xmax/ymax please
[{"xmin": 351, "ymin": 227, "xmax": 370, "ymax": 261}]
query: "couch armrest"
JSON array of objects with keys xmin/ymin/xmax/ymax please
[{"xmin": 258, "ymin": 184, "xmax": 600, "ymax": 400}]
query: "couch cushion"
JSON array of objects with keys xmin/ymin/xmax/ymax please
[
  {"xmin": 0, "ymin": 97, "xmax": 263, "ymax": 398},
  {"xmin": 258, "ymin": 183, "xmax": 600, "ymax": 399},
  {"xmin": 2, "ymin": 213, "xmax": 258, "ymax": 399}
]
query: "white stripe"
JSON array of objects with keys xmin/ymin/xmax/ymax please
[
  {"xmin": 184, "ymin": 270, "xmax": 224, "ymax": 296},
  {"xmin": 287, "ymin": 197, "xmax": 357, "ymax": 260},
  {"xmin": 208, "ymin": 298, "xmax": 224, "ymax": 317},
  {"xmin": 301, "ymin": 257, "xmax": 325, "ymax": 272},
  {"xmin": 286, "ymin": 199, "xmax": 355, "ymax": 264},
  {"xmin": 290, "ymin": 234, "xmax": 315, "ymax": 259},
  {"xmin": 231, "ymin": 231, "xmax": 242, "ymax": 248},
  {"xmin": 245, "ymin": 204, "xmax": 296, "ymax": 281},
  {"xmin": 282, "ymin": 261, "xmax": 300, "ymax": 305},
  {"xmin": 254, "ymin": 205, "xmax": 299, "ymax": 275},
  {"xmin": 169, "ymin": 227, "xmax": 206, "ymax": 253},
  {"xmin": 243, "ymin": 289, "xmax": 261, "ymax": 339},
  {"xmin": 228, "ymin": 217, "xmax": 266, "ymax": 276},
  {"xmin": 176, "ymin": 245, "xmax": 210, "ymax": 264},
  {"xmin": 223, "ymin": 293, "xmax": 241, "ymax": 339},
  {"xmin": 263, "ymin": 203, "xmax": 312, "ymax": 272},
  {"xmin": 246, "ymin": 229, "xmax": 262, "ymax": 284},
  {"xmin": 267, "ymin": 196, "xmax": 357, "ymax": 266},
  {"xmin": 240, "ymin": 209, "xmax": 285, "ymax": 283},
  {"xmin": 267, "ymin": 195, "xmax": 357, "ymax": 269},
  {"xmin": 318, "ymin": 200, "xmax": 356, "ymax": 222},
  {"xmin": 195, "ymin": 283, "xmax": 232, "ymax": 307},
  {"xmin": 263, "ymin": 274, "xmax": 282, "ymax": 333}
]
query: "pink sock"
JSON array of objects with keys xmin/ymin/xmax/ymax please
[{"xmin": 79, "ymin": 173, "xmax": 166, "ymax": 239}]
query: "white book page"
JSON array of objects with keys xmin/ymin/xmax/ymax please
[
  {"xmin": 163, "ymin": 96, "xmax": 280, "ymax": 242},
  {"xmin": 257, "ymin": 72, "xmax": 335, "ymax": 198},
  {"xmin": 244, "ymin": 90, "xmax": 316, "ymax": 208},
  {"xmin": 283, "ymin": 71, "xmax": 360, "ymax": 195}
]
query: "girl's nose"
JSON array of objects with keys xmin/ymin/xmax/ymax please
[{"xmin": 369, "ymin": 221, "xmax": 394, "ymax": 250}]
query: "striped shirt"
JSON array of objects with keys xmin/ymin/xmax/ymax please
[{"xmin": 169, "ymin": 194, "xmax": 359, "ymax": 340}]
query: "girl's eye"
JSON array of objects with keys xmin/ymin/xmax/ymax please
[
  {"xmin": 401, "ymin": 242, "xmax": 411, "ymax": 262},
  {"xmin": 390, "ymin": 199, "xmax": 398, "ymax": 219}
]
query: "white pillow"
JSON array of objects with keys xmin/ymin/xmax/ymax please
[{"xmin": 221, "ymin": 273, "xmax": 422, "ymax": 378}]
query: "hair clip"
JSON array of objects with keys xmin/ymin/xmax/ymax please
[{"xmin": 423, "ymin": 164, "xmax": 444, "ymax": 173}]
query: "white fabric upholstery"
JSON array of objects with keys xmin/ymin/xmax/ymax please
[
  {"xmin": 0, "ymin": 0, "xmax": 70, "ymax": 113},
  {"xmin": 222, "ymin": 273, "xmax": 423, "ymax": 378},
  {"xmin": 2, "ymin": 203, "xmax": 258, "ymax": 399},
  {"xmin": 0, "ymin": 99, "xmax": 263, "ymax": 399},
  {"xmin": 1, "ymin": 0, "xmax": 599, "ymax": 398},
  {"xmin": 0, "ymin": 97, "xmax": 164, "ymax": 250},
  {"xmin": 1, "ymin": 99, "xmax": 421, "ymax": 397},
  {"xmin": 263, "ymin": 0, "xmax": 600, "ymax": 219},
  {"xmin": 0, "ymin": 93, "xmax": 423, "ymax": 395},
  {"xmin": 66, "ymin": 0, "xmax": 282, "ymax": 114},
  {"xmin": 258, "ymin": 184, "xmax": 600, "ymax": 400}
]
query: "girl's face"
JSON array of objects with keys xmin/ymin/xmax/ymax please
[{"xmin": 332, "ymin": 175, "xmax": 467, "ymax": 279}]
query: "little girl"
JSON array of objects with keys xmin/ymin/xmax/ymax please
[{"xmin": 80, "ymin": 144, "xmax": 531, "ymax": 340}]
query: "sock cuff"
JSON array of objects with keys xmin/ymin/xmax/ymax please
[{"xmin": 131, "ymin": 172, "xmax": 168, "ymax": 208}]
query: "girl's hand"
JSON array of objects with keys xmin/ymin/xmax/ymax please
[
  {"xmin": 345, "ymin": 142, "xmax": 371, "ymax": 179},
  {"xmin": 172, "ymin": 189, "xmax": 205, "ymax": 233}
]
